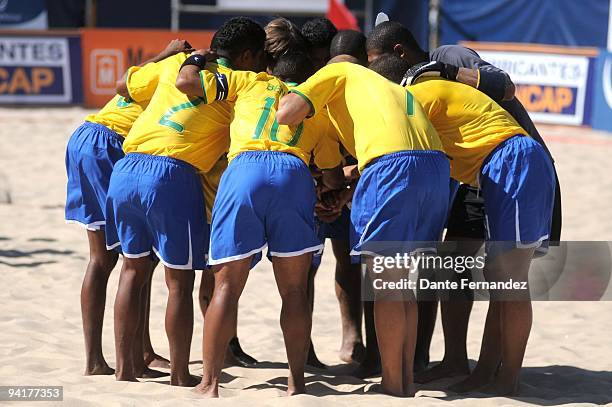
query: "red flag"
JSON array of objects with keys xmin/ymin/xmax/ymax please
[{"xmin": 327, "ymin": 0, "xmax": 360, "ymax": 31}]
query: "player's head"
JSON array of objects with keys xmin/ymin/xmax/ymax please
[
  {"xmin": 366, "ymin": 21, "xmax": 427, "ymax": 66},
  {"xmin": 211, "ymin": 17, "xmax": 266, "ymax": 72},
  {"xmin": 368, "ymin": 53, "xmax": 411, "ymax": 84},
  {"xmin": 265, "ymin": 18, "xmax": 309, "ymax": 71},
  {"xmin": 330, "ymin": 30, "xmax": 367, "ymax": 65},
  {"xmin": 301, "ymin": 17, "xmax": 338, "ymax": 70},
  {"xmin": 272, "ymin": 51, "xmax": 314, "ymax": 84},
  {"xmin": 328, "ymin": 54, "xmax": 360, "ymax": 65}
]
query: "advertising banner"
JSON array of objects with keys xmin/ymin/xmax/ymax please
[
  {"xmin": 591, "ymin": 51, "xmax": 612, "ymax": 132},
  {"xmin": 0, "ymin": 34, "xmax": 81, "ymax": 104},
  {"xmin": 0, "ymin": 0, "xmax": 47, "ymax": 30},
  {"xmin": 464, "ymin": 43, "xmax": 598, "ymax": 126},
  {"xmin": 81, "ymin": 29, "xmax": 214, "ymax": 108}
]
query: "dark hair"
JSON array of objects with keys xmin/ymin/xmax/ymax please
[
  {"xmin": 366, "ymin": 21, "xmax": 422, "ymax": 54},
  {"xmin": 265, "ymin": 17, "xmax": 309, "ymax": 63},
  {"xmin": 368, "ymin": 53, "xmax": 411, "ymax": 84},
  {"xmin": 301, "ymin": 17, "xmax": 338, "ymax": 49},
  {"xmin": 330, "ymin": 30, "xmax": 367, "ymax": 64},
  {"xmin": 211, "ymin": 17, "xmax": 266, "ymax": 58},
  {"xmin": 272, "ymin": 51, "xmax": 314, "ymax": 84}
]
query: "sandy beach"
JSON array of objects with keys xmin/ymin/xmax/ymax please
[{"xmin": 0, "ymin": 106, "xmax": 611, "ymax": 406}]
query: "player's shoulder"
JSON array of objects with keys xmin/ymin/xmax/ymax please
[
  {"xmin": 160, "ymin": 52, "xmax": 189, "ymax": 68},
  {"xmin": 431, "ymin": 45, "xmax": 482, "ymax": 67}
]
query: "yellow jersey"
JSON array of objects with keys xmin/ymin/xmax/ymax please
[
  {"xmin": 85, "ymin": 94, "xmax": 147, "ymax": 137},
  {"xmin": 199, "ymin": 155, "xmax": 228, "ymax": 223},
  {"xmin": 122, "ymin": 54, "xmax": 232, "ymax": 172},
  {"xmin": 290, "ymin": 62, "xmax": 443, "ymax": 171},
  {"xmin": 198, "ymin": 69, "xmax": 343, "ymax": 170},
  {"xmin": 407, "ymin": 77, "xmax": 527, "ymax": 186}
]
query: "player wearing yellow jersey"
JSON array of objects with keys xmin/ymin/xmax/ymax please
[
  {"xmin": 175, "ymin": 50, "xmax": 344, "ymax": 397},
  {"xmin": 64, "ymin": 40, "xmax": 191, "ymax": 377},
  {"xmin": 371, "ymin": 54, "xmax": 556, "ymax": 396},
  {"xmin": 277, "ymin": 60, "xmax": 450, "ymax": 397},
  {"xmin": 107, "ymin": 18, "xmax": 266, "ymax": 386}
]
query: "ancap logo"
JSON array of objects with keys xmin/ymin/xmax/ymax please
[{"xmin": 0, "ymin": 0, "xmax": 9, "ymax": 13}]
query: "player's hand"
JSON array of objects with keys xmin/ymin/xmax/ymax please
[
  {"xmin": 192, "ymin": 48, "xmax": 218, "ymax": 63},
  {"xmin": 403, "ymin": 61, "xmax": 459, "ymax": 85},
  {"xmin": 343, "ymin": 164, "xmax": 358, "ymax": 182},
  {"xmin": 162, "ymin": 39, "xmax": 194, "ymax": 57}
]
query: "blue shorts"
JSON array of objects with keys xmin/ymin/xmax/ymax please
[
  {"xmin": 350, "ymin": 150, "xmax": 450, "ymax": 257},
  {"xmin": 105, "ymin": 153, "xmax": 208, "ymax": 270},
  {"xmin": 480, "ymin": 135, "xmax": 555, "ymax": 255},
  {"xmin": 65, "ymin": 122, "xmax": 124, "ymax": 230},
  {"xmin": 209, "ymin": 151, "xmax": 322, "ymax": 265},
  {"xmin": 321, "ymin": 206, "xmax": 351, "ymax": 240}
]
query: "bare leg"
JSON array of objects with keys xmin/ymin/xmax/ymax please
[
  {"xmin": 272, "ymin": 253, "xmax": 313, "ymax": 396},
  {"xmin": 414, "ymin": 300, "xmax": 437, "ymax": 372},
  {"xmin": 416, "ymin": 238, "xmax": 481, "ymax": 383},
  {"xmin": 195, "ymin": 257, "xmax": 252, "ymax": 398},
  {"xmin": 331, "ymin": 238, "xmax": 365, "ymax": 364},
  {"xmin": 449, "ymin": 248, "xmax": 534, "ymax": 393},
  {"xmin": 488, "ymin": 248, "xmax": 534, "ymax": 395},
  {"xmin": 402, "ymin": 299, "xmax": 418, "ymax": 397},
  {"xmin": 372, "ymin": 259, "xmax": 416, "ymax": 397},
  {"xmin": 374, "ymin": 299, "xmax": 407, "ymax": 396},
  {"xmin": 448, "ymin": 300, "xmax": 501, "ymax": 392},
  {"xmin": 353, "ymin": 300, "xmax": 381, "ymax": 378},
  {"xmin": 198, "ymin": 268, "xmax": 214, "ymax": 317},
  {"xmin": 143, "ymin": 261, "xmax": 170, "ymax": 369},
  {"xmin": 306, "ymin": 260, "xmax": 325, "ymax": 369},
  {"xmin": 81, "ymin": 230, "xmax": 118, "ymax": 375},
  {"xmin": 200, "ymin": 267, "xmax": 257, "ymax": 368},
  {"xmin": 133, "ymin": 268, "xmax": 165, "ymax": 379},
  {"xmin": 164, "ymin": 267, "xmax": 198, "ymax": 387},
  {"xmin": 114, "ymin": 256, "xmax": 152, "ymax": 382}
]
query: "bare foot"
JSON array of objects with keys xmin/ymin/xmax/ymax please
[
  {"xmin": 367, "ymin": 383, "xmax": 410, "ymax": 397},
  {"xmin": 287, "ymin": 375, "xmax": 306, "ymax": 396},
  {"xmin": 339, "ymin": 341, "xmax": 366, "ymax": 364},
  {"xmin": 224, "ymin": 337, "xmax": 258, "ymax": 367},
  {"xmin": 193, "ymin": 382, "xmax": 219, "ymax": 398},
  {"xmin": 115, "ymin": 371, "xmax": 139, "ymax": 382},
  {"xmin": 447, "ymin": 370, "xmax": 494, "ymax": 393},
  {"xmin": 171, "ymin": 374, "xmax": 200, "ymax": 387},
  {"xmin": 287, "ymin": 383, "xmax": 306, "ymax": 396},
  {"xmin": 479, "ymin": 374, "xmax": 520, "ymax": 396},
  {"xmin": 144, "ymin": 352, "xmax": 171, "ymax": 369},
  {"xmin": 415, "ymin": 360, "xmax": 470, "ymax": 384},
  {"xmin": 137, "ymin": 367, "xmax": 168, "ymax": 379},
  {"xmin": 352, "ymin": 359, "xmax": 381, "ymax": 379},
  {"xmin": 84, "ymin": 363, "xmax": 115, "ymax": 376}
]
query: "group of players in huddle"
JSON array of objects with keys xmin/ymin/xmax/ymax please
[{"xmin": 65, "ymin": 15, "xmax": 561, "ymax": 398}]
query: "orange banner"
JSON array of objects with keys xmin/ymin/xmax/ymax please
[{"xmin": 81, "ymin": 28, "xmax": 214, "ymax": 108}]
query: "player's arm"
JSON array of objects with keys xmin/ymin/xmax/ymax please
[
  {"xmin": 276, "ymin": 93, "xmax": 312, "ymax": 126},
  {"xmin": 277, "ymin": 64, "xmax": 345, "ymax": 125},
  {"xmin": 313, "ymin": 118, "xmax": 345, "ymax": 190},
  {"xmin": 175, "ymin": 49, "xmax": 219, "ymax": 97},
  {"xmin": 176, "ymin": 49, "xmax": 248, "ymax": 103},
  {"xmin": 116, "ymin": 39, "xmax": 193, "ymax": 98},
  {"xmin": 405, "ymin": 61, "xmax": 514, "ymax": 102},
  {"xmin": 426, "ymin": 45, "xmax": 515, "ymax": 101}
]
